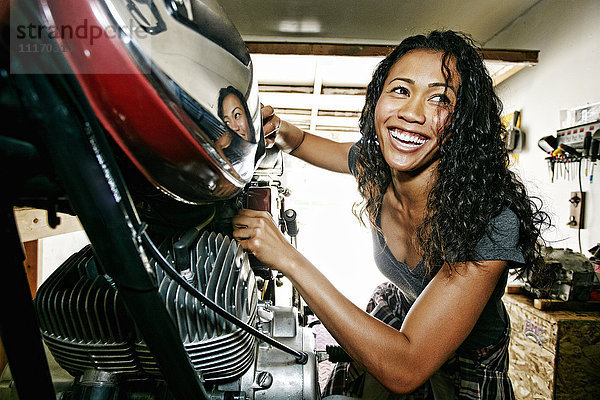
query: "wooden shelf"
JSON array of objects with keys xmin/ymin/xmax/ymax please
[{"xmin": 14, "ymin": 207, "xmax": 83, "ymax": 242}]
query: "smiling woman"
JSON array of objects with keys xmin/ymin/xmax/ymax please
[
  {"xmin": 234, "ymin": 30, "xmax": 550, "ymax": 399},
  {"xmin": 374, "ymin": 50, "xmax": 458, "ymax": 177}
]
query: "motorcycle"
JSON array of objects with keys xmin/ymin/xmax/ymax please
[{"xmin": 0, "ymin": 1, "xmax": 319, "ymax": 399}]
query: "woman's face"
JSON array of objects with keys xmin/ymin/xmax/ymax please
[
  {"xmin": 222, "ymin": 93, "xmax": 251, "ymax": 141},
  {"xmin": 374, "ymin": 49, "xmax": 459, "ymax": 174}
]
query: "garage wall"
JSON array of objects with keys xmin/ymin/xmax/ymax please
[{"xmin": 484, "ymin": 0, "xmax": 600, "ymax": 254}]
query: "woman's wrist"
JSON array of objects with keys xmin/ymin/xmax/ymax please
[
  {"xmin": 289, "ymin": 130, "xmax": 306, "ymax": 154},
  {"xmin": 275, "ymin": 122, "xmax": 306, "ymax": 154},
  {"xmin": 276, "ymin": 247, "xmax": 305, "ymax": 278}
]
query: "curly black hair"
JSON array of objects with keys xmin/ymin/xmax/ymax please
[{"xmin": 354, "ymin": 30, "xmax": 549, "ymax": 277}]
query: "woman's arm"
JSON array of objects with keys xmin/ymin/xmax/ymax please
[
  {"xmin": 232, "ymin": 209, "xmax": 507, "ymax": 394},
  {"xmin": 262, "ymin": 105, "xmax": 354, "ymax": 174}
]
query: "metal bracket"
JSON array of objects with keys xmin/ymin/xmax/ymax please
[{"xmin": 568, "ymin": 191, "xmax": 585, "ymax": 229}]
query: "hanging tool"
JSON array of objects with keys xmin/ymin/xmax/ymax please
[
  {"xmin": 590, "ymin": 137, "xmax": 599, "ymax": 183},
  {"xmin": 546, "ymin": 157, "xmax": 555, "ymax": 182},
  {"xmin": 559, "ymin": 144, "xmax": 584, "ymax": 181},
  {"xmin": 505, "ymin": 111, "xmax": 522, "ymax": 152},
  {"xmin": 559, "ymin": 143, "xmax": 581, "ymax": 157},
  {"xmin": 538, "ymin": 135, "xmax": 558, "ymax": 154},
  {"xmin": 540, "ymin": 135, "xmax": 558, "ymax": 183},
  {"xmin": 583, "ymin": 131, "xmax": 592, "ymax": 175}
]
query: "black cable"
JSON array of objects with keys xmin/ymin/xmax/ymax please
[
  {"xmin": 578, "ymin": 158, "xmax": 583, "ymax": 254},
  {"xmin": 139, "ymin": 228, "xmax": 308, "ymax": 365}
]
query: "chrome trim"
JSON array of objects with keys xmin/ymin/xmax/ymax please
[{"xmin": 101, "ymin": 0, "xmax": 262, "ymax": 193}]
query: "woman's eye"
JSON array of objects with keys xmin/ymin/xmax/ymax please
[
  {"xmin": 234, "ymin": 112, "xmax": 241, "ymax": 119},
  {"xmin": 431, "ymin": 94, "xmax": 451, "ymax": 104},
  {"xmin": 392, "ymin": 86, "xmax": 409, "ymax": 96}
]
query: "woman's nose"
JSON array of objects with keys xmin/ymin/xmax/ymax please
[
  {"xmin": 399, "ymin": 97, "xmax": 426, "ymax": 124},
  {"xmin": 229, "ymin": 120, "xmax": 240, "ymax": 132}
]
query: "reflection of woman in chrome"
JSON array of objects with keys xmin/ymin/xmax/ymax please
[{"xmin": 218, "ymin": 86, "xmax": 253, "ymax": 142}]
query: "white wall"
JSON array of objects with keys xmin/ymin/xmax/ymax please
[
  {"xmin": 485, "ymin": 0, "xmax": 600, "ymax": 255},
  {"xmin": 283, "ymin": 132, "xmax": 387, "ymax": 309},
  {"xmin": 39, "ymin": 231, "xmax": 89, "ymax": 285}
]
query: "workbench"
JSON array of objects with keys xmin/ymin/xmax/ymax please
[{"xmin": 504, "ymin": 294, "xmax": 600, "ymax": 399}]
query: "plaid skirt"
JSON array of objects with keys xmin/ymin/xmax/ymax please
[{"xmin": 322, "ymin": 282, "xmax": 515, "ymax": 400}]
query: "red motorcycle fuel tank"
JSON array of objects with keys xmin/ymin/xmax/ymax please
[{"xmin": 33, "ymin": 0, "xmax": 263, "ymax": 203}]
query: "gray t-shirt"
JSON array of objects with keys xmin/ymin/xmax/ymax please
[{"xmin": 349, "ymin": 144, "xmax": 524, "ymax": 351}]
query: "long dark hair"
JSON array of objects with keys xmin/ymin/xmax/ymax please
[{"xmin": 354, "ymin": 30, "xmax": 549, "ymax": 277}]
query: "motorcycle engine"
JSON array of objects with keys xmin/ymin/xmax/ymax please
[
  {"xmin": 34, "ymin": 223, "xmax": 319, "ymax": 399},
  {"xmin": 0, "ymin": 0, "xmax": 321, "ymax": 398}
]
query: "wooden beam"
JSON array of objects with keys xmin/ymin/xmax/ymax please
[
  {"xmin": 14, "ymin": 207, "xmax": 83, "ymax": 242},
  {"xmin": 246, "ymin": 42, "xmax": 539, "ymax": 64},
  {"xmin": 246, "ymin": 42, "xmax": 394, "ymax": 57},
  {"xmin": 482, "ymin": 49, "xmax": 539, "ymax": 64},
  {"xmin": 492, "ymin": 64, "xmax": 527, "ymax": 87},
  {"xmin": 23, "ymin": 240, "xmax": 39, "ymax": 297},
  {"xmin": 534, "ymin": 298, "xmax": 600, "ymax": 311}
]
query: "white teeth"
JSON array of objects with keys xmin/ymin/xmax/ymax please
[{"xmin": 390, "ymin": 129, "xmax": 427, "ymax": 145}]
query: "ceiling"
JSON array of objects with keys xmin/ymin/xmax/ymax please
[
  {"xmin": 218, "ymin": 0, "xmax": 542, "ymax": 46},
  {"xmin": 215, "ymin": 0, "xmax": 542, "ymax": 136}
]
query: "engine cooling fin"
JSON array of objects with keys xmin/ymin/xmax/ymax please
[{"xmin": 34, "ymin": 231, "xmax": 258, "ymax": 383}]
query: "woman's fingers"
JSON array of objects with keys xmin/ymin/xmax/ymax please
[
  {"xmin": 260, "ymin": 104, "xmax": 280, "ymax": 147},
  {"xmin": 232, "ymin": 209, "xmax": 293, "ymax": 269},
  {"xmin": 238, "ymin": 208, "xmax": 270, "ymax": 217},
  {"xmin": 261, "ymin": 103, "xmax": 274, "ymax": 120},
  {"xmin": 232, "ymin": 227, "xmax": 265, "ymax": 257},
  {"xmin": 231, "ymin": 226, "xmax": 254, "ymax": 240},
  {"xmin": 264, "ymin": 117, "xmax": 280, "ymax": 139},
  {"xmin": 232, "ymin": 209, "xmax": 271, "ymax": 228},
  {"xmin": 261, "ymin": 104, "xmax": 275, "ymax": 131}
]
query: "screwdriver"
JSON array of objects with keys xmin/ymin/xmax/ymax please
[
  {"xmin": 591, "ymin": 138, "xmax": 599, "ymax": 183},
  {"xmin": 583, "ymin": 131, "xmax": 592, "ymax": 175}
]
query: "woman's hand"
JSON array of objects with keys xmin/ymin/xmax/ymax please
[
  {"xmin": 232, "ymin": 209, "xmax": 298, "ymax": 273},
  {"xmin": 261, "ymin": 104, "xmax": 280, "ymax": 149},
  {"xmin": 261, "ymin": 104, "xmax": 305, "ymax": 153}
]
